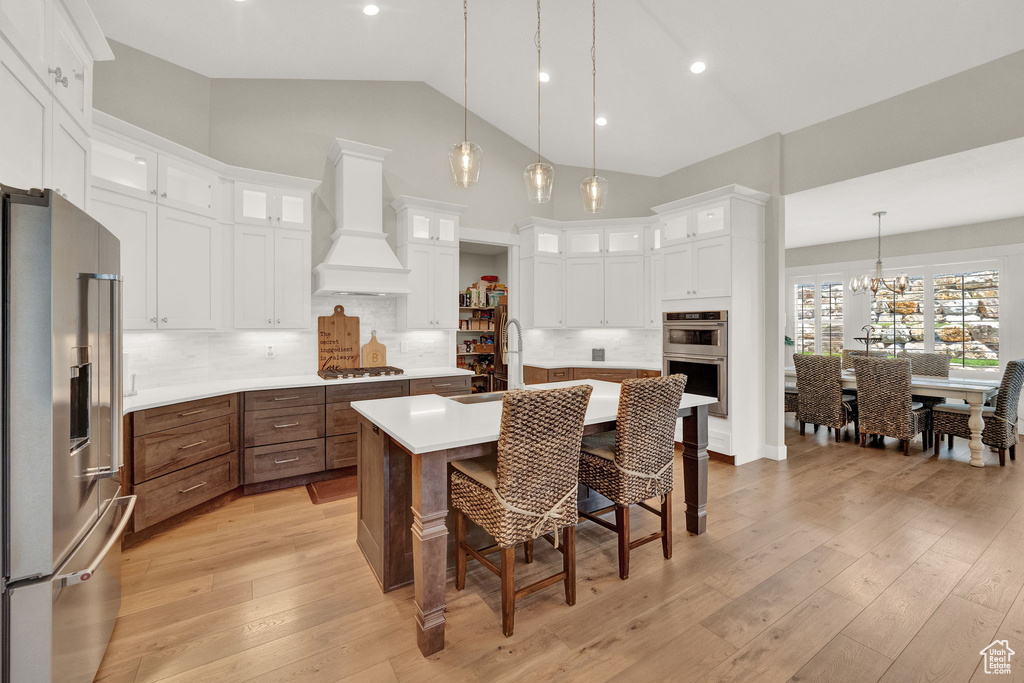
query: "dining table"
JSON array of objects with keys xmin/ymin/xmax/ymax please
[{"xmin": 784, "ymin": 368, "xmax": 1002, "ymax": 467}]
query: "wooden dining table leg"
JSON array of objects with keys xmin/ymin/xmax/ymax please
[
  {"xmin": 967, "ymin": 400, "xmax": 987, "ymax": 468},
  {"xmin": 410, "ymin": 450, "xmax": 449, "ymax": 655},
  {"xmin": 681, "ymin": 404, "xmax": 709, "ymax": 535}
]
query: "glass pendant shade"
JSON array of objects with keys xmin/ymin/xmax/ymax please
[
  {"xmin": 849, "ymin": 275, "xmax": 863, "ymax": 293},
  {"xmin": 524, "ymin": 161, "xmax": 554, "ymax": 203},
  {"xmin": 895, "ymin": 273, "xmax": 910, "ymax": 294},
  {"xmin": 449, "ymin": 141, "xmax": 482, "ymax": 188},
  {"xmin": 580, "ymin": 175, "xmax": 607, "ymax": 213}
]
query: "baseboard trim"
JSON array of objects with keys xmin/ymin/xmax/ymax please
[
  {"xmin": 708, "ymin": 449, "xmax": 734, "ymax": 465},
  {"xmin": 763, "ymin": 444, "xmax": 788, "ymax": 461}
]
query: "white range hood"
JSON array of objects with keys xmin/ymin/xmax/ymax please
[{"xmin": 313, "ymin": 138, "xmax": 411, "ymax": 296}]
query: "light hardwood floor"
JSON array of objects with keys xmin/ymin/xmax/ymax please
[{"xmin": 97, "ymin": 421, "xmax": 1024, "ymax": 682}]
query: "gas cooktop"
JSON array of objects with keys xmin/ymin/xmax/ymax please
[{"xmin": 318, "ymin": 366, "xmax": 405, "ymax": 380}]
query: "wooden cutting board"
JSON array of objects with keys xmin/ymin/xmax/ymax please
[
  {"xmin": 318, "ymin": 305, "xmax": 361, "ymax": 371},
  {"xmin": 361, "ymin": 332, "xmax": 387, "ymax": 367}
]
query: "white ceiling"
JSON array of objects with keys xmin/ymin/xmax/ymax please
[
  {"xmin": 90, "ymin": 0, "xmax": 1024, "ymax": 177},
  {"xmin": 784, "ymin": 136, "xmax": 1024, "ymax": 248}
]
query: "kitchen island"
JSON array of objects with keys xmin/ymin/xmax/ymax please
[{"xmin": 351, "ymin": 379, "xmax": 716, "ymax": 656}]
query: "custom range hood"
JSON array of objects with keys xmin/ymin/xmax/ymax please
[{"xmin": 313, "ymin": 138, "xmax": 411, "ymax": 296}]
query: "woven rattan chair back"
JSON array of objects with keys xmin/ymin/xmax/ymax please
[
  {"xmin": 794, "ymin": 354, "xmax": 845, "ymax": 429},
  {"xmin": 842, "ymin": 349, "xmax": 884, "ymax": 370},
  {"xmin": 853, "ymin": 356, "xmax": 915, "ymax": 440},
  {"xmin": 614, "ymin": 374, "xmax": 688, "ymax": 476},
  {"xmin": 495, "ymin": 384, "xmax": 593, "ymax": 516},
  {"xmin": 994, "ymin": 360, "xmax": 1024, "ymax": 437},
  {"xmin": 898, "ymin": 351, "xmax": 950, "ymax": 378}
]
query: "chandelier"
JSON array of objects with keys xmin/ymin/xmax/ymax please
[
  {"xmin": 580, "ymin": 0, "xmax": 607, "ymax": 213},
  {"xmin": 849, "ymin": 211, "xmax": 910, "ymax": 295},
  {"xmin": 524, "ymin": 0, "xmax": 553, "ymax": 203},
  {"xmin": 449, "ymin": 0, "xmax": 482, "ymax": 188}
]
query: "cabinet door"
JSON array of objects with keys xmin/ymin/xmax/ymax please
[
  {"xmin": 0, "ymin": 0, "xmax": 49, "ymax": 80},
  {"xmin": 233, "ymin": 225, "xmax": 274, "ymax": 329},
  {"xmin": 660, "ymin": 211, "xmax": 692, "ymax": 245},
  {"xmin": 433, "ymin": 212, "xmax": 459, "ymax": 246},
  {"xmin": 51, "ymin": 6, "xmax": 90, "ymax": 130},
  {"xmin": 274, "ymin": 229, "xmax": 311, "ymax": 328},
  {"xmin": 400, "ymin": 243, "xmax": 433, "ymax": 329},
  {"xmin": 531, "ymin": 256, "xmax": 563, "ymax": 328},
  {"xmin": 693, "ymin": 235, "xmax": 731, "ymax": 298},
  {"xmin": 565, "ymin": 258, "xmax": 605, "ymax": 327},
  {"xmin": 565, "ymin": 230, "xmax": 603, "ymax": 258},
  {"xmin": 662, "ymin": 243, "xmax": 694, "ymax": 299},
  {"xmin": 693, "ymin": 202, "xmax": 730, "ymax": 240},
  {"xmin": 157, "ymin": 208, "xmax": 220, "ymax": 329},
  {"xmin": 405, "ymin": 208, "xmax": 433, "ymax": 245},
  {"xmin": 90, "ymin": 189, "xmax": 158, "ymax": 330},
  {"xmin": 603, "ymin": 256, "xmax": 644, "ymax": 328},
  {"xmin": 275, "ymin": 187, "xmax": 311, "ymax": 231},
  {"xmin": 647, "ymin": 253, "xmax": 665, "ymax": 328},
  {"xmin": 91, "ymin": 134, "xmax": 158, "ymax": 201},
  {"xmin": 432, "ymin": 246, "xmax": 458, "ymax": 329},
  {"xmin": 605, "ymin": 227, "xmax": 643, "ymax": 256},
  {"xmin": 535, "ymin": 228, "xmax": 562, "ymax": 256},
  {"xmin": 51, "ymin": 107, "xmax": 88, "ymax": 210},
  {"xmin": 158, "ymin": 156, "xmax": 217, "ymax": 218},
  {"xmin": 234, "ymin": 181, "xmax": 275, "ymax": 227},
  {"xmin": 0, "ymin": 38, "xmax": 49, "ymax": 191}
]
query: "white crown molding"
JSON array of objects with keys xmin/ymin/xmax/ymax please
[
  {"xmin": 652, "ymin": 184, "xmax": 772, "ymax": 214},
  {"xmin": 389, "ymin": 195, "xmax": 467, "ymax": 215},
  {"xmin": 328, "ymin": 138, "xmax": 391, "ymax": 164}
]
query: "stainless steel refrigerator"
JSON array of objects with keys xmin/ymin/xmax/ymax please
[{"xmin": 1, "ymin": 187, "xmax": 135, "ymax": 682}]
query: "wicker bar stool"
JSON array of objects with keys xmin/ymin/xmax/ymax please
[
  {"xmin": 932, "ymin": 360, "xmax": 1023, "ymax": 466},
  {"xmin": 899, "ymin": 351, "xmax": 951, "ymax": 449},
  {"xmin": 852, "ymin": 356, "xmax": 929, "ymax": 455},
  {"xmin": 577, "ymin": 374, "xmax": 687, "ymax": 580},
  {"xmin": 793, "ymin": 354, "xmax": 857, "ymax": 442},
  {"xmin": 784, "ymin": 385, "xmax": 799, "ymax": 413},
  {"xmin": 842, "ymin": 348, "xmax": 885, "ymax": 370},
  {"xmin": 450, "ymin": 384, "xmax": 593, "ymax": 637}
]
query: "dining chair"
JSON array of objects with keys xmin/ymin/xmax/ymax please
[
  {"xmin": 793, "ymin": 354, "xmax": 857, "ymax": 442},
  {"xmin": 785, "ymin": 384, "xmax": 799, "ymax": 413},
  {"xmin": 932, "ymin": 360, "xmax": 1023, "ymax": 466},
  {"xmin": 450, "ymin": 384, "xmax": 593, "ymax": 637},
  {"xmin": 577, "ymin": 374, "xmax": 687, "ymax": 580},
  {"xmin": 852, "ymin": 356, "xmax": 929, "ymax": 455},
  {"xmin": 842, "ymin": 348, "xmax": 885, "ymax": 370},
  {"xmin": 899, "ymin": 351, "xmax": 951, "ymax": 449}
]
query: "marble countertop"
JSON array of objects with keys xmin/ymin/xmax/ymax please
[
  {"xmin": 523, "ymin": 359, "xmax": 663, "ymax": 371},
  {"xmin": 351, "ymin": 379, "xmax": 717, "ymax": 455},
  {"xmin": 123, "ymin": 366, "xmax": 474, "ymax": 413}
]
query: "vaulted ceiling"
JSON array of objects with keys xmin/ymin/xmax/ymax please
[{"xmin": 91, "ymin": 0, "xmax": 1024, "ymax": 177}]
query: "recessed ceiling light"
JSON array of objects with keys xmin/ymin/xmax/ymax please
[
  {"xmin": 595, "ymin": 117, "xmax": 607, "ymax": 126},
  {"xmin": 233, "ymin": 0, "xmax": 246, "ymax": 3},
  {"xmin": 134, "ymin": 156, "xmax": 146, "ymax": 165},
  {"xmin": 690, "ymin": 61, "xmax": 706, "ymax": 74},
  {"xmin": 538, "ymin": 72, "xmax": 550, "ymax": 83},
  {"xmin": 363, "ymin": 4, "xmax": 380, "ymax": 15}
]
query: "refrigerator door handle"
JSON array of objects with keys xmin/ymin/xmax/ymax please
[
  {"xmin": 58, "ymin": 495, "xmax": 136, "ymax": 587},
  {"xmin": 79, "ymin": 273, "xmax": 124, "ymax": 478}
]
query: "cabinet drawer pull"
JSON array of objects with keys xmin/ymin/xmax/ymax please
[
  {"xmin": 273, "ymin": 396, "xmax": 301, "ymax": 401},
  {"xmin": 178, "ymin": 481, "xmax": 207, "ymax": 494},
  {"xmin": 178, "ymin": 439, "xmax": 208, "ymax": 450},
  {"xmin": 273, "ymin": 422, "xmax": 300, "ymax": 429},
  {"xmin": 274, "ymin": 457, "xmax": 300, "ymax": 465},
  {"xmin": 434, "ymin": 383, "xmax": 452, "ymax": 387},
  {"xmin": 178, "ymin": 408, "xmax": 207, "ymax": 417}
]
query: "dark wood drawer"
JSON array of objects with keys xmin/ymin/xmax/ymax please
[
  {"xmin": 326, "ymin": 434, "xmax": 358, "ymax": 469},
  {"xmin": 244, "ymin": 385, "xmax": 325, "ymax": 412},
  {"xmin": 326, "ymin": 402, "xmax": 358, "ymax": 436},
  {"xmin": 409, "ymin": 376, "xmax": 472, "ymax": 396},
  {"xmin": 134, "ymin": 452, "xmax": 239, "ymax": 530},
  {"xmin": 326, "ymin": 380, "xmax": 408, "ymax": 404},
  {"xmin": 572, "ymin": 368, "xmax": 638, "ymax": 383},
  {"xmin": 133, "ymin": 394, "xmax": 238, "ymax": 436},
  {"xmin": 244, "ymin": 404, "xmax": 324, "ymax": 447},
  {"xmin": 244, "ymin": 439, "xmax": 325, "ymax": 484},
  {"xmin": 548, "ymin": 368, "xmax": 571, "ymax": 382},
  {"xmin": 638, "ymin": 369, "xmax": 662, "ymax": 378},
  {"xmin": 133, "ymin": 413, "xmax": 238, "ymax": 484}
]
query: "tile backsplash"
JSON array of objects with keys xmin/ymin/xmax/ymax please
[
  {"xmin": 524, "ymin": 328, "xmax": 661, "ymax": 364},
  {"xmin": 124, "ymin": 297, "xmax": 450, "ymax": 390}
]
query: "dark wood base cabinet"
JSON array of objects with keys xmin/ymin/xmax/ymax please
[
  {"xmin": 524, "ymin": 366, "xmax": 661, "ymax": 385},
  {"xmin": 134, "ymin": 452, "xmax": 240, "ymax": 530}
]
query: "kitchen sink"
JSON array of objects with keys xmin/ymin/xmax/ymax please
[{"xmin": 448, "ymin": 391, "xmax": 507, "ymax": 405}]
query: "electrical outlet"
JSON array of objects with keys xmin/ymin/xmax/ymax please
[
  {"xmin": 266, "ymin": 344, "xmax": 275, "ymax": 358},
  {"xmin": 613, "ymin": 337, "xmax": 622, "ymax": 349}
]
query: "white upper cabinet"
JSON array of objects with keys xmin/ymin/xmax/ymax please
[
  {"xmin": 662, "ymin": 242, "xmax": 694, "ymax": 299},
  {"xmin": 432, "ymin": 246, "xmax": 459, "ymax": 329},
  {"xmin": 693, "ymin": 235, "xmax": 732, "ymax": 298},
  {"xmin": 51, "ymin": 105, "xmax": 88, "ymax": 209},
  {"xmin": 604, "ymin": 256, "xmax": 644, "ymax": 327},
  {"xmin": 158, "ymin": 156, "xmax": 217, "ymax": 218},
  {"xmin": 50, "ymin": 4, "xmax": 91, "ymax": 130},
  {"xmin": 605, "ymin": 226, "xmax": 644, "ymax": 256},
  {"xmin": 0, "ymin": 38, "xmax": 50, "ymax": 191},
  {"xmin": 393, "ymin": 197, "xmax": 465, "ymax": 247},
  {"xmin": 273, "ymin": 229, "xmax": 311, "ymax": 328},
  {"xmin": 692, "ymin": 201, "xmax": 729, "ymax": 240},
  {"xmin": 0, "ymin": 0, "xmax": 49, "ymax": 80},
  {"xmin": 565, "ymin": 229, "xmax": 603, "ymax": 258},
  {"xmin": 565, "ymin": 226, "xmax": 644, "ymax": 257},
  {"xmin": 91, "ymin": 134, "xmax": 157, "ymax": 200},
  {"xmin": 89, "ymin": 188, "xmax": 158, "ymax": 330},
  {"xmin": 233, "ymin": 225, "xmax": 310, "ymax": 329},
  {"xmin": 565, "ymin": 258, "xmax": 605, "ymax": 327},
  {"xmin": 521, "ymin": 256, "xmax": 563, "ymax": 329},
  {"xmin": 660, "ymin": 211, "xmax": 691, "ymax": 245},
  {"xmin": 647, "ymin": 252, "xmax": 665, "ymax": 328},
  {"xmin": 157, "ymin": 208, "xmax": 221, "ymax": 329},
  {"xmin": 397, "ymin": 243, "xmax": 458, "ymax": 330},
  {"xmin": 233, "ymin": 181, "xmax": 311, "ymax": 231}
]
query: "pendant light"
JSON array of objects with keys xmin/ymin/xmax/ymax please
[
  {"xmin": 524, "ymin": 0, "xmax": 553, "ymax": 203},
  {"xmin": 580, "ymin": 0, "xmax": 607, "ymax": 213},
  {"xmin": 449, "ymin": 0, "xmax": 482, "ymax": 188},
  {"xmin": 849, "ymin": 211, "xmax": 910, "ymax": 295}
]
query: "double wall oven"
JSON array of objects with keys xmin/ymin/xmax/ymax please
[{"xmin": 663, "ymin": 311, "xmax": 728, "ymax": 417}]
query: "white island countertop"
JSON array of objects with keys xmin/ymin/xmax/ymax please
[
  {"xmin": 123, "ymin": 367, "xmax": 474, "ymax": 413},
  {"xmin": 523, "ymin": 359, "xmax": 663, "ymax": 371},
  {"xmin": 351, "ymin": 379, "xmax": 717, "ymax": 455}
]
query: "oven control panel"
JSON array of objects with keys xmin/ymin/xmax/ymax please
[{"xmin": 664, "ymin": 311, "xmax": 727, "ymax": 322}]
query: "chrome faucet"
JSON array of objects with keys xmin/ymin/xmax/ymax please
[{"xmin": 503, "ymin": 317, "xmax": 524, "ymax": 390}]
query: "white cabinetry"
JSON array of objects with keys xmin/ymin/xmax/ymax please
[
  {"xmin": 158, "ymin": 156, "xmax": 217, "ymax": 218},
  {"xmin": 157, "ymin": 208, "xmax": 222, "ymax": 329},
  {"xmin": 397, "ymin": 244, "xmax": 458, "ymax": 329},
  {"xmin": 273, "ymin": 230, "xmax": 312, "ymax": 328},
  {"xmin": 234, "ymin": 225, "xmax": 311, "ymax": 329},
  {"xmin": 51, "ymin": 105, "xmax": 88, "ymax": 206},
  {"xmin": 89, "ymin": 188, "xmax": 157, "ymax": 330},
  {"xmin": 233, "ymin": 181, "xmax": 311, "ymax": 230},
  {"xmin": 565, "ymin": 258, "xmax": 604, "ymax": 327},
  {"xmin": 564, "ymin": 256, "xmax": 644, "ymax": 328},
  {"xmin": 393, "ymin": 196, "xmax": 462, "ymax": 247},
  {"xmin": 0, "ymin": 38, "xmax": 50, "ymax": 191},
  {"xmin": 51, "ymin": 3, "xmax": 92, "ymax": 131},
  {"xmin": 521, "ymin": 256, "xmax": 563, "ymax": 328},
  {"xmin": 660, "ymin": 238, "xmax": 731, "ymax": 300}
]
